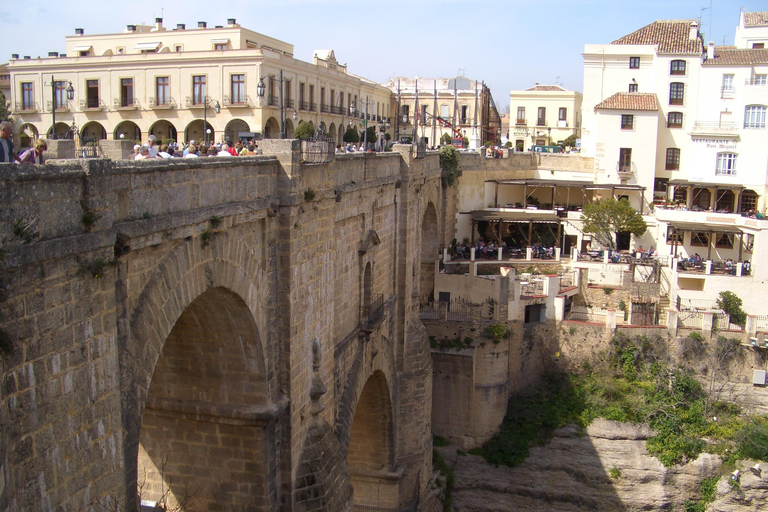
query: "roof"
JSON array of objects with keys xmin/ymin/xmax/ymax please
[
  {"xmin": 667, "ymin": 221, "xmax": 742, "ymax": 234},
  {"xmin": 525, "ymin": 85, "xmax": 566, "ymax": 92},
  {"xmin": 612, "ymin": 20, "xmax": 703, "ymax": 54},
  {"xmin": 703, "ymin": 47, "xmax": 768, "ymax": 66},
  {"xmin": 744, "ymin": 12, "xmax": 768, "ymax": 27},
  {"xmin": 594, "ymin": 92, "xmax": 659, "ymax": 111}
]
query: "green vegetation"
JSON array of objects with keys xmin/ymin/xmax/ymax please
[
  {"xmin": 432, "ymin": 449, "xmax": 454, "ymax": 512},
  {"xmin": 471, "ymin": 333, "xmax": 768, "ymax": 474},
  {"xmin": 343, "ymin": 126, "xmax": 360, "ymax": 143},
  {"xmin": 609, "ymin": 466, "xmax": 622, "ymax": 480},
  {"xmin": 304, "ymin": 188, "xmax": 316, "ymax": 202},
  {"xmin": 581, "ymin": 198, "xmax": 648, "ymax": 250},
  {"xmin": 294, "ymin": 120, "xmax": 314, "ymax": 141},
  {"xmin": 439, "ymin": 145, "xmax": 460, "ymax": 187},
  {"xmin": 82, "ymin": 210, "xmax": 101, "ymax": 232},
  {"xmin": 563, "ymin": 134, "xmax": 578, "ymax": 148},
  {"xmin": 0, "ymin": 93, "xmax": 11, "ymax": 123},
  {"xmin": 716, "ymin": 291, "xmax": 747, "ymax": 328},
  {"xmin": 485, "ymin": 323, "xmax": 510, "ymax": 345},
  {"xmin": 430, "ymin": 335, "xmax": 473, "ymax": 351}
]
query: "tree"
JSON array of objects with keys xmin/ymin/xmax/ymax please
[
  {"xmin": 581, "ymin": 198, "xmax": 647, "ymax": 250},
  {"xmin": 343, "ymin": 126, "xmax": 359, "ymax": 143},
  {"xmin": 0, "ymin": 93, "xmax": 12, "ymax": 123},
  {"xmin": 716, "ymin": 291, "xmax": 747, "ymax": 328},
  {"xmin": 439, "ymin": 145, "xmax": 460, "ymax": 187},
  {"xmin": 294, "ymin": 120, "xmax": 314, "ymax": 141},
  {"xmin": 563, "ymin": 134, "xmax": 578, "ymax": 148},
  {"xmin": 441, "ymin": 133, "xmax": 452, "ymax": 146}
]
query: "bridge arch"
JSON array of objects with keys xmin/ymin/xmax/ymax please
[
  {"xmin": 420, "ymin": 201, "xmax": 439, "ymax": 299},
  {"xmin": 124, "ymin": 234, "xmax": 277, "ymax": 510}
]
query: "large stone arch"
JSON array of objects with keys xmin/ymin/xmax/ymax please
[
  {"xmin": 347, "ymin": 370, "xmax": 398, "ymax": 509},
  {"xmin": 17, "ymin": 123, "xmax": 38, "ymax": 148},
  {"xmin": 224, "ymin": 118, "xmax": 250, "ymax": 143},
  {"xmin": 264, "ymin": 117, "xmax": 280, "ymax": 139},
  {"xmin": 148, "ymin": 120, "xmax": 178, "ymax": 142},
  {"xmin": 80, "ymin": 121, "xmax": 107, "ymax": 142},
  {"xmin": 184, "ymin": 120, "xmax": 214, "ymax": 145},
  {"xmin": 114, "ymin": 120, "xmax": 141, "ymax": 142},
  {"xmin": 123, "ymin": 233, "xmax": 279, "ymax": 511},
  {"xmin": 420, "ymin": 201, "xmax": 439, "ymax": 300}
]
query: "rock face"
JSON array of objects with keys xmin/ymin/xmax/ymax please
[
  {"xmin": 448, "ymin": 419, "xmax": 723, "ymax": 511},
  {"xmin": 709, "ymin": 466, "xmax": 768, "ymax": 512}
]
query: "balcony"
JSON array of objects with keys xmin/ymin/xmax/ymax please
[
  {"xmin": 299, "ymin": 100, "xmax": 309, "ymax": 111},
  {"xmin": 331, "ymin": 105, "xmax": 345, "ymax": 115},
  {"xmin": 360, "ymin": 294, "xmax": 385, "ymax": 332},
  {"xmin": 691, "ymin": 121, "xmax": 739, "ymax": 137},
  {"xmin": 616, "ymin": 161, "xmax": 637, "ymax": 176},
  {"xmin": 720, "ymin": 86, "xmax": 735, "ymax": 99}
]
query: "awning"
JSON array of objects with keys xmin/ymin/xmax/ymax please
[
  {"xmin": 495, "ymin": 179, "xmax": 645, "ymax": 192},
  {"xmin": 72, "ymin": 45, "xmax": 92, "ymax": 52},
  {"xmin": 470, "ymin": 210, "xmax": 561, "ymax": 223},
  {"xmin": 667, "ymin": 180, "xmax": 745, "ymax": 191},
  {"xmin": 134, "ymin": 42, "xmax": 161, "ymax": 50},
  {"xmin": 211, "ymin": 38, "xmax": 230, "ymax": 44},
  {"xmin": 667, "ymin": 221, "xmax": 743, "ymax": 234}
]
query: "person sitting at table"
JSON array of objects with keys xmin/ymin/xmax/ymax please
[
  {"xmin": 611, "ymin": 249, "xmax": 620, "ymax": 263},
  {"xmin": 725, "ymin": 258, "xmax": 734, "ymax": 273},
  {"xmin": 694, "ymin": 253, "xmax": 702, "ymax": 266}
]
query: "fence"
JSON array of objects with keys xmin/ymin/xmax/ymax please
[
  {"xmin": 755, "ymin": 315, "xmax": 768, "ymax": 333},
  {"xmin": 354, "ymin": 506, "xmax": 398, "ymax": 512},
  {"xmin": 676, "ymin": 297, "xmax": 719, "ymax": 312},
  {"xmin": 712, "ymin": 312, "xmax": 743, "ymax": 331},
  {"xmin": 418, "ymin": 297, "xmax": 497, "ymax": 322},
  {"xmin": 678, "ymin": 310, "xmax": 704, "ymax": 329},
  {"xmin": 559, "ymin": 271, "xmax": 575, "ymax": 290},
  {"xmin": 567, "ymin": 306, "xmax": 609, "ymax": 324},
  {"xmin": 587, "ymin": 267, "xmax": 625, "ymax": 286}
]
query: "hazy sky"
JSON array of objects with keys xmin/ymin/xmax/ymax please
[{"xmin": 2, "ymin": 0, "xmax": 765, "ymax": 112}]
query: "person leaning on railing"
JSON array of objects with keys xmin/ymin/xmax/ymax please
[{"xmin": 19, "ymin": 138, "xmax": 47, "ymax": 164}]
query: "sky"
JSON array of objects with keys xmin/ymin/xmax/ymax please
[{"xmin": 2, "ymin": 0, "xmax": 766, "ymax": 113}]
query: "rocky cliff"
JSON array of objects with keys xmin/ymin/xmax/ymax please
[{"xmin": 444, "ymin": 419, "xmax": 766, "ymax": 511}]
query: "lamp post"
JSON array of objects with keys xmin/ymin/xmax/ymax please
[
  {"xmin": 547, "ymin": 127, "xmax": 552, "ymax": 146},
  {"xmin": 203, "ymin": 96, "xmax": 220, "ymax": 147},
  {"xmin": 48, "ymin": 76, "xmax": 74, "ymax": 140},
  {"xmin": 350, "ymin": 96, "xmax": 371, "ymax": 150},
  {"xmin": 257, "ymin": 71, "xmax": 291, "ymax": 139}
]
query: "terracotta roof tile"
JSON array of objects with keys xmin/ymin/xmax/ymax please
[
  {"xmin": 525, "ymin": 85, "xmax": 566, "ymax": 92},
  {"xmin": 594, "ymin": 93, "xmax": 659, "ymax": 112},
  {"xmin": 703, "ymin": 47, "xmax": 768, "ymax": 65},
  {"xmin": 612, "ymin": 20, "xmax": 703, "ymax": 55},
  {"xmin": 744, "ymin": 12, "xmax": 768, "ymax": 27}
]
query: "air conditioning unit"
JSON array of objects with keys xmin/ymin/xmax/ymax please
[{"xmin": 753, "ymin": 369, "xmax": 767, "ymax": 386}]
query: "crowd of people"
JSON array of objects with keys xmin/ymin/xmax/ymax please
[{"xmin": 133, "ymin": 135, "xmax": 264, "ymax": 160}]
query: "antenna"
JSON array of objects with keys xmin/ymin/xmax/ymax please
[{"xmin": 458, "ymin": 68, "xmax": 466, "ymax": 76}]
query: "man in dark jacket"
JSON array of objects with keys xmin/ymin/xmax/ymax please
[{"xmin": 0, "ymin": 122, "xmax": 21, "ymax": 163}]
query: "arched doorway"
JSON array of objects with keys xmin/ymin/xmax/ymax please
[
  {"xmin": 264, "ymin": 117, "xmax": 280, "ymax": 139},
  {"xmin": 328, "ymin": 123, "xmax": 336, "ymax": 142},
  {"xmin": 18, "ymin": 124, "xmax": 38, "ymax": 148},
  {"xmin": 114, "ymin": 121, "xmax": 141, "ymax": 143},
  {"xmin": 284, "ymin": 118, "xmax": 295, "ymax": 139},
  {"xmin": 149, "ymin": 120, "xmax": 177, "ymax": 143},
  {"xmin": 224, "ymin": 118, "xmax": 250, "ymax": 144},
  {"xmin": 318, "ymin": 122, "xmax": 327, "ymax": 135},
  {"xmin": 80, "ymin": 121, "xmax": 107, "ymax": 143},
  {"xmin": 47, "ymin": 122, "xmax": 72, "ymax": 139},
  {"xmin": 347, "ymin": 371, "xmax": 397, "ymax": 508},
  {"xmin": 420, "ymin": 202, "xmax": 439, "ymax": 299},
  {"xmin": 138, "ymin": 287, "xmax": 269, "ymax": 510},
  {"xmin": 184, "ymin": 120, "xmax": 214, "ymax": 145}
]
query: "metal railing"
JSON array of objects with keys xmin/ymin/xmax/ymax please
[
  {"xmin": 331, "ymin": 105, "xmax": 345, "ymax": 115},
  {"xmin": 568, "ymin": 306, "xmax": 608, "ymax": 324},
  {"xmin": 676, "ymin": 297, "xmax": 719, "ymax": 311},
  {"xmin": 360, "ymin": 294, "xmax": 385, "ymax": 331},
  {"xmin": 299, "ymin": 100, "xmax": 309, "ymax": 111},
  {"xmin": 446, "ymin": 298, "xmax": 472, "ymax": 322},
  {"xmin": 77, "ymin": 145, "xmax": 99, "ymax": 159},
  {"xmin": 354, "ymin": 506, "xmax": 398, "ymax": 512},
  {"xmin": 321, "ymin": 104, "xmax": 330, "ymax": 113},
  {"xmin": 755, "ymin": 315, "xmax": 768, "ymax": 333},
  {"xmin": 678, "ymin": 310, "xmax": 704, "ymax": 328},
  {"xmin": 587, "ymin": 267, "xmax": 625, "ymax": 286},
  {"xmin": 268, "ymin": 96, "xmax": 279, "ymax": 107}
]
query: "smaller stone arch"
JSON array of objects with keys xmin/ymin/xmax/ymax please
[
  {"xmin": 47, "ymin": 122, "xmax": 72, "ymax": 140},
  {"xmin": 328, "ymin": 123, "xmax": 336, "ymax": 140},
  {"xmin": 17, "ymin": 123, "xmax": 38, "ymax": 148},
  {"xmin": 149, "ymin": 120, "xmax": 177, "ymax": 142},
  {"xmin": 264, "ymin": 117, "xmax": 280, "ymax": 139},
  {"xmin": 114, "ymin": 121, "xmax": 141, "ymax": 143},
  {"xmin": 80, "ymin": 121, "xmax": 107, "ymax": 143},
  {"xmin": 224, "ymin": 118, "xmax": 250, "ymax": 144},
  {"xmin": 184, "ymin": 120, "xmax": 214, "ymax": 145},
  {"xmin": 284, "ymin": 118, "xmax": 295, "ymax": 139}
]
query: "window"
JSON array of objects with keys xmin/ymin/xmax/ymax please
[
  {"xmin": 754, "ymin": 74, "xmax": 767, "ymax": 85},
  {"xmin": 670, "ymin": 60, "xmax": 686, "ymax": 75},
  {"xmin": 665, "ymin": 148, "xmax": 680, "ymax": 170},
  {"xmin": 120, "ymin": 78, "xmax": 133, "ymax": 107},
  {"xmin": 299, "ymin": 83, "xmax": 305, "ymax": 109},
  {"xmin": 691, "ymin": 232, "xmax": 710, "ymax": 247},
  {"xmin": 214, "ymin": 43, "xmax": 227, "ymax": 50},
  {"xmin": 320, "ymin": 87, "xmax": 325, "ymax": 111},
  {"xmin": 619, "ymin": 148, "xmax": 632, "ymax": 171},
  {"xmin": 716, "ymin": 153, "xmax": 737, "ymax": 175},
  {"xmin": 174, "ymin": 45, "xmax": 182, "ymax": 53},
  {"xmin": 192, "ymin": 75, "xmax": 206, "ymax": 105},
  {"xmin": 309, "ymin": 84, "xmax": 315, "ymax": 111},
  {"xmin": 54, "ymin": 81, "xmax": 67, "ymax": 109},
  {"xmin": 674, "ymin": 187, "xmax": 687, "ymax": 203},
  {"xmin": 629, "ymin": 56, "xmax": 640, "ymax": 69},
  {"xmin": 621, "ymin": 114, "xmax": 634, "ymax": 130},
  {"xmin": 461, "ymin": 105, "xmax": 469, "ymax": 123},
  {"xmin": 741, "ymin": 190, "xmax": 758, "ymax": 214},
  {"xmin": 654, "ymin": 177, "xmax": 669, "ymax": 193},
  {"xmin": 402, "ymin": 104, "xmax": 409, "ymax": 123},
  {"xmin": 715, "ymin": 233, "xmax": 733, "ymax": 248},
  {"xmin": 440, "ymin": 104, "xmax": 449, "ymax": 119},
  {"xmin": 516, "ymin": 106, "xmax": 525, "ymax": 124},
  {"xmin": 537, "ymin": 107, "xmax": 546, "ymax": 126},
  {"xmin": 669, "ymin": 83, "xmax": 684, "ymax": 105},
  {"xmin": 558, "ymin": 107, "xmax": 567, "ymax": 121},
  {"xmin": 86, "ymin": 79, "xmax": 99, "ymax": 108},
  {"xmin": 21, "ymin": 82, "xmax": 34, "ymax": 110},
  {"xmin": 744, "ymin": 105, "xmax": 766, "ymax": 128},
  {"xmin": 754, "ymin": 43, "xmax": 765, "ymax": 49},
  {"xmin": 230, "ymin": 74, "xmax": 244, "ymax": 104},
  {"xmin": 155, "ymin": 77, "xmax": 169, "ymax": 106},
  {"xmin": 721, "ymin": 74, "xmax": 734, "ymax": 97},
  {"xmin": 667, "ymin": 112, "xmax": 683, "ymax": 128},
  {"xmin": 628, "ymin": 83, "xmax": 638, "ymax": 92}
]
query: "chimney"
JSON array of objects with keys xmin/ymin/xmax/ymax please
[
  {"xmin": 153, "ymin": 17, "xmax": 163, "ymax": 31},
  {"xmin": 228, "ymin": 18, "xmax": 237, "ymax": 26},
  {"xmin": 198, "ymin": 21, "xmax": 207, "ymax": 29},
  {"xmin": 707, "ymin": 41, "xmax": 715, "ymax": 60},
  {"xmin": 11, "ymin": 54, "xmax": 18, "ymax": 59},
  {"xmin": 126, "ymin": 24, "xmax": 137, "ymax": 32},
  {"xmin": 176, "ymin": 23, "xmax": 186, "ymax": 30},
  {"xmin": 24, "ymin": 56, "xmax": 30, "ymax": 60},
  {"xmin": 48, "ymin": 52, "xmax": 59, "ymax": 58},
  {"xmin": 75, "ymin": 28, "xmax": 84, "ymax": 35},
  {"xmin": 689, "ymin": 20, "xmax": 699, "ymax": 40}
]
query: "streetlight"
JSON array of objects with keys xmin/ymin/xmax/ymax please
[
  {"xmin": 350, "ymin": 97, "xmax": 371, "ymax": 150},
  {"xmin": 547, "ymin": 127, "xmax": 551, "ymax": 146},
  {"xmin": 203, "ymin": 96, "xmax": 220, "ymax": 147},
  {"xmin": 47, "ymin": 76, "xmax": 74, "ymax": 140},
  {"xmin": 257, "ymin": 71, "xmax": 292, "ymax": 139}
]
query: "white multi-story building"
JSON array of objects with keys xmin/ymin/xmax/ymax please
[{"xmin": 508, "ymin": 84, "xmax": 582, "ymax": 150}]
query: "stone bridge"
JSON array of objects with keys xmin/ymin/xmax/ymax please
[{"xmin": 0, "ymin": 142, "xmax": 451, "ymax": 512}]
